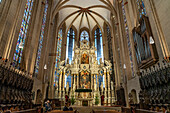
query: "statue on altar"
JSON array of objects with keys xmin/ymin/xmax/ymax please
[
  {"xmin": 81, "ymin": 53, "xmax": 89, "ymax": 64},
  {"xmin": 80, "ymin": 71, "xmax": 90, "ymax": 89}
]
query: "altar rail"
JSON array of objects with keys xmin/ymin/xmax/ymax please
[{"xmin": 49, "ymin": 110, "xmax": 78, "ymax": 113}]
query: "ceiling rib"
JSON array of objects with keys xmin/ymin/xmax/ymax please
[
  {"xmin": 88, "ymin": 9, "xmax": 112, "ymax": 30},
  {"xmin": 54, "ymin": 0, "xmax": 117, "ymax": 33},
  {"xmin": 66, "ymin": 12, "xmax": 82, "ymax": 35},
  {"xmin": 85, "ymin": 12, "xmax": 91, "ymax": 31},
  {"xmin": 58, "ymin": 9, "xmax": 81, "ymax": 31},
  {"xmin": 86, "ymin": 11, "xmax": 103, "ymax": 34},
  {"xmin": 78, "ymin": 12, "xmax": 85, "ymax": 34}
]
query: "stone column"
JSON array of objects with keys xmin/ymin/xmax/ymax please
[
  {"xmin": 59, "ymin": 71, "xmax": 62, "ymax": 98},
  {"xmin": 107, "ymin": 72, "xmax": 111, "ymax": 106}
]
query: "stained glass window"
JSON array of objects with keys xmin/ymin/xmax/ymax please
[
  {"xmin": 13, "ymin": 0, "xmax": 34, "ymax": 66},
  {"xmin": 94, "ymin": 28, "xmax": 104, "ymax": 64},
  {"xmin": 66, "ymin": 28, "xmax": 75, "ymax": 64},
  {"xmin": 54, "ymin": 29, "xmax": 63, "ymax": 87},
  {"xmin": 80, "ymin": 30, "xmax": 89, "ymax": 42},
  {"xmin": 106, "ymin": 26, "xmax": 114, "ymax": 81},
  {"xmin": 136, "ymin": 0, "xmax": 146, "ymax": 18},
  {"xmin": 34, "ymin": 0, "xmax": 48, "ymax": 75},
  {"xmin": 122, "ymin": 0, "xmax": 134, "ymax": 76}
]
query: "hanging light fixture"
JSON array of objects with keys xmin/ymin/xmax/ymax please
[
  {"xmin": 44, "ymin": 64, "xmax": 47, "ymax": 69},
  {"xmin": 150, "ymin": 36, "xmax": 155, "ymax": 44},
  {"xmin": 123, "ymin": 64, "xmax": 126, "ymax": 69}
]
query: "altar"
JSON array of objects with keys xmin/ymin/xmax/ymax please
[
  {"xmin": 76, "ymin": 98, "xmax": 93, "ymax": 106},
  {"xmin": 54, "ymin": 38, "xmax": 115, "ymax": 106}
]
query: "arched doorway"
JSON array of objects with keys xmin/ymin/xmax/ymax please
[
  {"xmin": 36, "ymin": 89, "xmax": 42, "ymax": 104},
  {"xmin": 131, "ymin": 89, "xmax": 137, "ymax": 104}
]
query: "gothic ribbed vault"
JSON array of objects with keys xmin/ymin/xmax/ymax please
[{"xmin": 52, "ymin": 0, "xmax": 116, "ymax": 33}]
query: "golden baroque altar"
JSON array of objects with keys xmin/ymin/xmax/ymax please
[{"xmin": 55, "ymin": 39, "xmax": 115, "ymax": 106}]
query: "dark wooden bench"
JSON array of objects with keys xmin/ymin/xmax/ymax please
[
  {"xmin": 121, "ymin": 107, "xmax": 159, "ymax": 113},
  {"xmin": 91, "ymin": 110, "xmax": 121, "ymax": 113},
  {"xmin": 11, "ymin": 109, "xmax": 37, "ymax": 113},
  {"xmin": 135, "ymin": 109, "xmax": 159, "ymax": 113}
]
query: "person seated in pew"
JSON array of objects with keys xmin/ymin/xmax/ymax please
[
  {"xmin": 45, "ymin": 100, "xmax": 52, "ymax": 112},
  {"xmin": 63, "ymin": 102, "xmax": 73, "ymax": 111}
]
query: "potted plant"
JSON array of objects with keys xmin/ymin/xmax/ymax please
[
  {"xmin": 95, "ymin": 94, "xmax": 99, "ymax": 105},
  {"xmin": 71, "ymin": 96, "xmax": 76, "ymax": 105}
]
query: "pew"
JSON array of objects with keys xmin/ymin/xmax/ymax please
[
  {"xmin": 121, "ymin": 107, "xmax": 160, "ymax": 113},
  {"xmin": 91, "ymin": 110, "xmax": 121, "ymax": 113},
  {"xmin": 3, "ymin": 109, "xmax": 38, "ymax": 113},
  {"xmin": 135, "ymin": 109, "xmax": 159, "ymax": 113}
]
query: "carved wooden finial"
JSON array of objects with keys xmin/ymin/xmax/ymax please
[{"xmin": 42, "ymin": 2, "xmax": 45, "ymax": 5}]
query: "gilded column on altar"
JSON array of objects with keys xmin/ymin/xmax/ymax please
[
  {"xmin": 74, "ymin": 74, "xmax": 76, "ymax": 89},
  {"xmin": 94, "ymin": 74, "xmax": 96, "ymax": 91},
  {"xmin": 107, "ymin": 72, "xmax": 111, "ymax": 90},
  {"xmin": 104, "ymin": 72, "xmax": 107, "ymax": 104},
  {"xmin": 62, "ymin": 71, "xmax": 66, "ymax": 99},
  {"xmin": 107, "ymin": 72, "xmax": 111, "ymax": 106},
  {"xmin": 71, "ymin": 74, "xmax": 73, "ymax": 91},
  {"xmin": 104, "ymin": 72, "xmax": 107, "ymax": 91},
  {"xmin": 97, "ymin": 74, "xmax": 99, "ymax": 91},
  {"xmin": 59, "ymin": 71, "xmax": 62, "ymax": 98},
  {"xmin": 91, "ymin": 74, "xmax": 93, "ymax": 90},
  {"xmin": 63, "ymin": 71, "xmax": 65, "ymax": 91},
  {"xmin": 77, "ymin": 74, "xmax": 79, "ymax": 89}
]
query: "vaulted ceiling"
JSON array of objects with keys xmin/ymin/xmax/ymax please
[{"xmin": 52, "ymin": 0, "xmax": 116, "ymax": 34}]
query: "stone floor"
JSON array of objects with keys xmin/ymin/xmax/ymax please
[
  {"xmin": 72, "ymin": 106, "xmax": 121, "ymax": 113},
  {"xmin": 51, "ymin": 106, "xmax": 121, "ymax": 113}
]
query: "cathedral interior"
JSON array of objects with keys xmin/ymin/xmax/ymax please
[{"xmin": 0, "ymin": 0, "xmax": 170, "ymax": 113}]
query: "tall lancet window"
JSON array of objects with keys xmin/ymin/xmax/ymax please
[
  {"xmin": 13, "ymin": 0, "xmax": 34, "ymax": 65},
  {"xmin": 66, "ymin": 28, "xmax": 75, "ymax": 64},
  {"xmin": 94, "ymin": 28, "xmax": 104, "ymax": 64},
  {"xmin": 107, "ymin": 26, "xmax": 114, "ymax": 81},
  {"xmin": 136, "ymin": 0, "xmax": 146, "ymax": 18},
  {"xmin": 122, "ymin": 0, "xmax": 134, "ymax": 76},
  {"xmin": 34, "ymin": 0, "xmax": 48, "ymax": 75},
  {"xmin": 54, "ymin": 29, "xmax": 62, "ymax": 87},
  {"xmin": 80, "ymin": 30, "xmax": 89, "ymax": 42}
]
